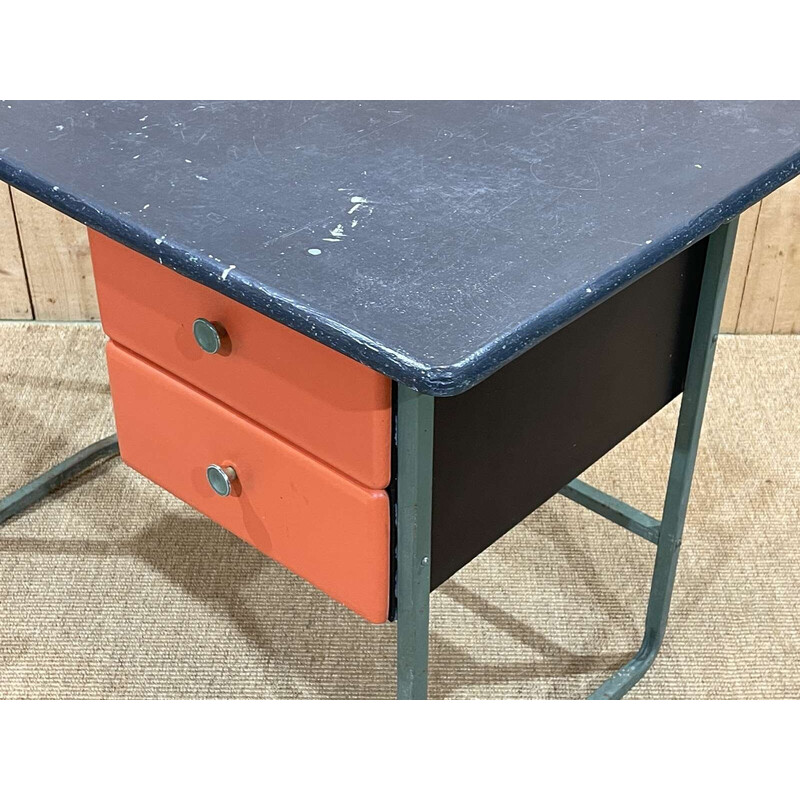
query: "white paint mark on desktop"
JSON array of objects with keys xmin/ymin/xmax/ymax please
[{"xmin": 347, "ymin": 195, "xmax": 373, "ymax": 216}]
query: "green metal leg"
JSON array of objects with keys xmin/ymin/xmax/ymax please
[
  {"xmin": 588, "ymin": 219, "xmax": 739, "ymax": 699},
  {"xmin": 396, "ymin": 385, "xmax": 434, "ymax": 700},
  {"xmin": 0, "ymin": 435, "xmax": 120, "ymax": 525}
]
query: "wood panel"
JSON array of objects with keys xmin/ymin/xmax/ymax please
[
  {"xmin": 431, "ymin": 240, "xmax": 705, "ymax": 588},
  {"xmin": 736, "ymin": 176, "xmax": 800, "ymax": 333},
  {"xmin": 9, "ymin": 187, "xmax": 98, "ymax": 320},
  {"xmin": 720, "ymin": 201, "xmax": 761, "ymax": 333},
  {"xmin": 0, "ymin": 184, "xmax": 32, "ymax": 319},
  {"xmin": 768, "ymin": 177, "xmax": 800, "ymax": 333}
]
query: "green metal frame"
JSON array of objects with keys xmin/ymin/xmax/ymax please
[
  {"xmin": 396, "ymin": 385, "xmax": 435, "ymax": 699},
  {"xmin": 395, "ymin": 219, "xmax": 739, "ymax": 699},
  {"xmin": 0, "ymin": 221, "xmax": 736, "ymax": 700}
]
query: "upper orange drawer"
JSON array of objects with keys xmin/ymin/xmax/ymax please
[
  {"xmin": 89, "ymin": 231, "xmax": 391, "ymax": 489},
  {"xmin": 106, "ymin": 341, "xmax": 391, "ymax": 623}
]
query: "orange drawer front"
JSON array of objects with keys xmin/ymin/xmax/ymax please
[
  {"xmin": 89, "ymin": 231, "xmax": 391, "ymax": 489},
  {"xmin": 106, "ymin": 341, "xmax": 391, "ymax": 623}
]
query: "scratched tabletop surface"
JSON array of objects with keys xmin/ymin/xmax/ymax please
[{"xmin": 1, "ymin": 101, "xmax": 799, "ymax": 394}]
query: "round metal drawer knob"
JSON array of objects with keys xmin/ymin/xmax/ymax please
[
  {"xmin": 206, "ymin": 464, "xmax": 237, "ymax": 497},
  {"xmin": 193, "ymin": 318, "xmax": 226, "ymax": 354}
]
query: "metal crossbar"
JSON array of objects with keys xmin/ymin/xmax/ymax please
[
  {"xmin": 559, "ymin": 478, "xmax": 661, "ymax": 544},
  {"xmin": 0, "ymin": 435, "xmax": 120, "ymax": 525}
]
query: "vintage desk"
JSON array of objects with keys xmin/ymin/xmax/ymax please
[{"xmin": 1, "ymin": 101, "xmax": 799, "ymax": 699}]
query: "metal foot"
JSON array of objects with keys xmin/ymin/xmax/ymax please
[
  {"xmin": 587, "ymin": 219, "xmax": 739, "ymax": 699},
  {"xmin": 0, "ymin": 434, "xmax": 120, "ymax": 525}
]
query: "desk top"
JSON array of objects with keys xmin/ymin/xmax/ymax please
[{"xmin": 2, "ymin": 101, "xmax": 799, "ymax": 395}]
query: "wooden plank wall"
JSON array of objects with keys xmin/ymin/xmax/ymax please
[
  {"xmin": 0, "ymin": 178, "xmax": 799, "ymax": 330},
  {"xmin": 0, "ymin": 184, "xmax": 98, "ymax": 320},
  {"xmin": 0, "ymin": 184, "xmax": 32, "ymax": 318},
  {"xmin": 722, "ymin": 175, "xmax": 800, "ymax": 333}
]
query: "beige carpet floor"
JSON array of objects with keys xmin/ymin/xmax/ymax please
[{"xmin": 0, "ymin": 322, "xmax": 798, "ymax": 699}]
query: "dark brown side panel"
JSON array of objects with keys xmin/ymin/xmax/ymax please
[{"xmin": 429, "ymin": 239, "xmax": 707, "ymax": 589}]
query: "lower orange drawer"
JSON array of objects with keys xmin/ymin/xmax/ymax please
[{"xmin": 106, "ymin": 341, "xmax": 391, "ymax": 623}]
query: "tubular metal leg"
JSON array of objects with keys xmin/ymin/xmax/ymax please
[
  {"xmin": 589, "ymin": 219, "xmax": 739, "ymax": 699},
  {"xmin": 0, "ymin": 435, "xmax": 120, "ymax": 525},
  {"xmin": 396, "ymin": 385, "xmax": 434, "ymax": 700}
]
